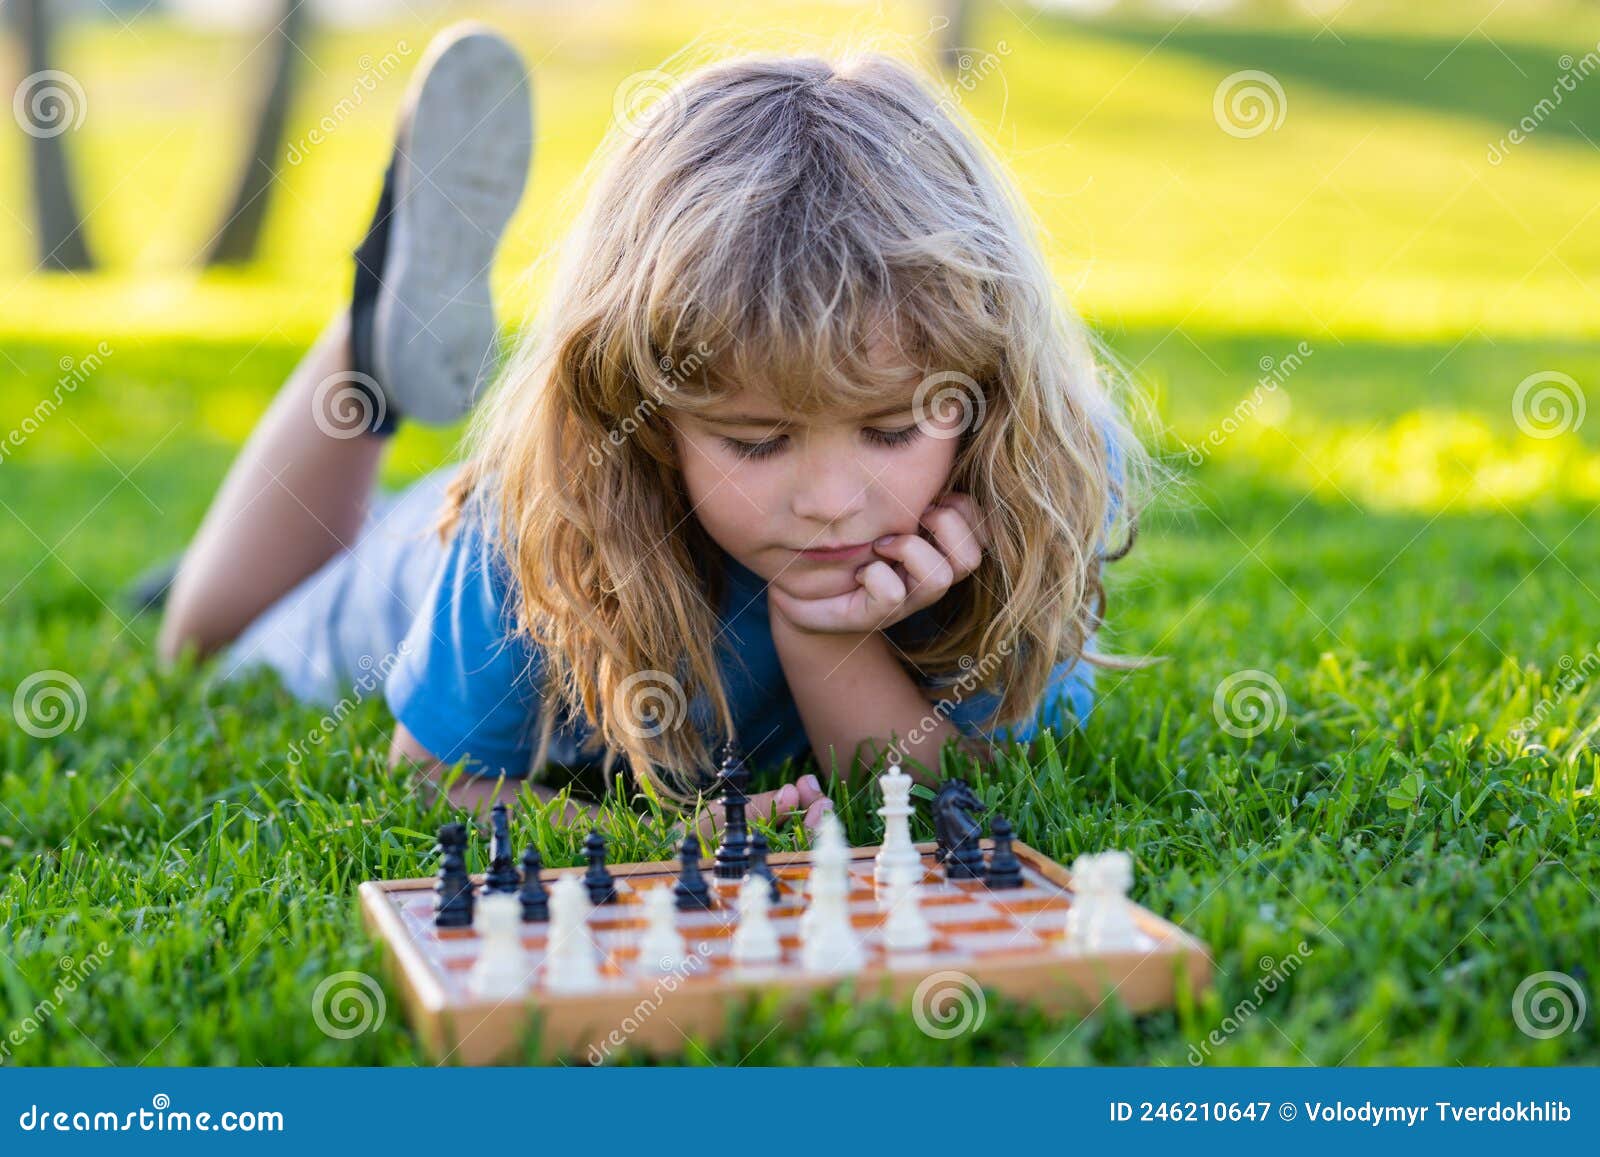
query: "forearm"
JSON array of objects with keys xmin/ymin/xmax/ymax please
[
  {"xmin": 388, "ymin": 724, "xmax": 595, "ymax": 824},
  {"xmin": 770, "ymin": 615, "xmax": 971, "ymax": 786}
]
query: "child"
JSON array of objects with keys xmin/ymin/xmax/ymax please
[{"xmin": 156, "ymin": 26, "xmax": 1139, "ymax": 833}]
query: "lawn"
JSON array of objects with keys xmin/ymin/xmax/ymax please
[{"xmin": 1, "ymin": 0, "xmax": 1596, "ymax": 1065}]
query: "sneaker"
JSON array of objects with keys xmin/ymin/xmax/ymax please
[{"xmin": 349, "ymin": 23, "xmax": 533, "ymax": 429}]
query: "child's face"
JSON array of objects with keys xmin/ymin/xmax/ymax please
[{"xmin": 668, "ymin": 379, "xmax": 964, "ymax": 601}]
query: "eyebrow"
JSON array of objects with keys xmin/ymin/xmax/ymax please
[{"xmin": 696, "ymin": 401, "xmax": 918, "ymax": 428}]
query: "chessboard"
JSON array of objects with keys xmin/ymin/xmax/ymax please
[{"xmin": 359, "ymin": 837, "xmax": 1212, "ymax": 1064}]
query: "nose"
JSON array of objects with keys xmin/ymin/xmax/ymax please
[{"xmin": 788, "ymin": 443, "xmax": 871, "ymax": 529}]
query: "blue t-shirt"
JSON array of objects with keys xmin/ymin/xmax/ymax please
[{"xmin": 383, "ymin": 500, "xmax": 1097, "ymax": 780}]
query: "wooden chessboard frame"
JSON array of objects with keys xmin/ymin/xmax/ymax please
[{"xmin": 359, "ymin": 839, "xmax": 1212, "ymax": 1064}]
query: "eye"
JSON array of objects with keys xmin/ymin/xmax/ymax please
[
  {"xmin": 720, "ymin": 435, "xmax": 787, "ymax": 460},
  {"xmin": 863, "ymin": 424, "xmax": 920, "ymax": 449}
]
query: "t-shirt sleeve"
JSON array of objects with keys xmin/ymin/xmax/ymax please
[
  {"xmin": 939, "ymin": 655, "xmax": 1097, "ymax": 746},
  {"xmin": 383, "ymin": 498, "xmax": 544, "ymax": 778}
]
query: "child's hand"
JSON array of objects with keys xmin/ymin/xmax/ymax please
[
  {"xmin": 767, "ymin": 493, "xmax": 990, "ymax": 636},
  {"xmin": 692, "ymin": 773, "xmax": 833, "ymax": 841}
]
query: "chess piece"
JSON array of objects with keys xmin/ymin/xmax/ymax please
[
  {"xmin": 985, "ymin": 816, "xmax": 1024, "ymax": 890},
  {"xmin": 542, "ymin": 875, "xmax": 602, "ymax": 992},
  {"xmin": 583, "ymin": 829, "xmax": 617, "ymax": 904},
  {"xmin": 731, "ymin": 874, "xmax": 782, "ymax": 966},
  {"xmin": 935, "ymin": 779, "xmax": 987, "ymax": 880},
  {"xmin": 1062, "ymin": 851, "xmax": 1152, "ymax": 953},
  {"xmin": 713, "ymin": 741, "xmax": 751, "ymax": 879},
  {"xmin": 874, "ymin": 751, "xmax": 923, "ymax": 893},
  {"xmin": 747, "ymin": 831, "xmax": 781, "ymax": 905},
  {"xmin": 673, "ymin": 832, "xmax": 713, "ymax": 911},
  {"xmin": 799, "ymin": 812, "xmax": 864, "ymax": 973},
  {"xmin": 518, "ymin": 847, "xmax": 548, "ymax": 922},
  {"xmin": 434, "ymin": 822, "xmax": 475, "ymax": 928},
  {"xmin": 636, "ymin": 887, "xmax": 689, "ymax": 974},
  {"xmin": 481, "ymin": 803, "xmax": 520, "ymax": 894},
  {"xmin": 467, "ymin": 893, "xmax": 529, "ymax": 998},
  {"xmin": 880, "ymin": 856, "xmax": 932, "ymax": 952}
]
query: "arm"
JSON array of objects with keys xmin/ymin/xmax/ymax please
[
  {"xmin": 388, "ymin": 722, "xmax": 596, "ymax": 823},
  {"xmin": 769, "ymin": 614, "xmax": 986, "ymax": 787}
]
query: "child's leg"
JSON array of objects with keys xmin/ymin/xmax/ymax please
[
  {"xmin": 158, "ymin": 311, "xmax": 384, "ymax": 661},
  {"xmin": 157, "ymin": 23, "xmax": 532, "ymax": 664}
]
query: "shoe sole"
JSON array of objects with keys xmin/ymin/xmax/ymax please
[{"xmin": 374, "ymin": 27, "xmax": 532, "ymax": 424}]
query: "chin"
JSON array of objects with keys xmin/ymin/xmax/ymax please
[{"xmin": 769, "ymin": 566, "xmax": 860, "ymax": 601}]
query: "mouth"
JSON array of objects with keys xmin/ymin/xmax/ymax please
[{"xmin": 793, "ymin": 540, "xmax": 872, "ymax": 562}]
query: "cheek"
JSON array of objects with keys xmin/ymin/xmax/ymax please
[
  {"xmin": 883, "ymin": 437, "xmax": 959, "ymax": 522},
  {"xmin": 675, "ymin": 439, "xmax": 768, "ymax": 537}
]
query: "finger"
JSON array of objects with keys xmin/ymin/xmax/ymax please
[
  {"xmin": 795, "ymin": 773, "xmax": 824, "ymax": 807},
  {"xmin": 767, "ymin": 583, "xmax": 871, "ymax": 634},
  {"xmin": 926, "ymin": 493, "xmax": 991, "ymax": 552},
  {"xmin": 872, "ymin": 534, "xmax": 954, "ymax": 605},
  {"xmin": 918, "ymin": 505, "xmax": 983, "ymax": 578},
  {"xmin": 801, "ymin": 797, "xmax": 834, "ymax": 831},
  {"xmin": 855, "ymin": 558, "xmax": 907, "ymax": 606}
]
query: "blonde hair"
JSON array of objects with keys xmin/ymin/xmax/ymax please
[{"xmin": 443, "ymin": 46, "xmax": 1145, "ymax": 808}]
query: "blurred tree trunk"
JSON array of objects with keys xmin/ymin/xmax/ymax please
[
  {"xmin": 936, "ymin": 0, "xmax": 974, "ymax": 75},
  {"xmin": 204, "ymin": 0, "xmax": 308, "ymax": 266},
  {"xmin": 15, "ymin": 0, "xmax": 94, "ymax": 270}
]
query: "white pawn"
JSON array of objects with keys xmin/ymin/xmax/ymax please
[
  {"xmin": 731, "ymin": 875, "xmax": 782, "ymax": 966},
  {"xmin": 880, "ymin": 856, "xmax": 932, "ymax": 952},
  {"xmin": 800, "ymin": 812, "xmax": 865, "ymax": 973},
  {"xmin": 543, "ymin": 875, "xmax": 603, "ymax": 992},
  {"xmin": 467, "ymin": 893, "xmax": 531, "ymax": 999},
  {"xmin": 800, "ymin": 809, "xmax": 850, "ymax": 941},
  {"xmin": 635, "ymin": 886, "xmax": 688, "ymax": 974},
  {"xmin": 874, "ymin": 751, "xmax": 922, "ymax": 894},
  {"xmin": 1062, "ymin": 851, "xmax": 1151, "ymax": 953}
]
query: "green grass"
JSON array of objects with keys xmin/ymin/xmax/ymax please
[{"xmin": 1, "ymin": 1, "xmax": 1597, "ymax": 1065}]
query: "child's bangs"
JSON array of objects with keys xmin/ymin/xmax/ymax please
[{"xmin": 645, "ymin": 262, "xmax": 1001, "ymax": 421}]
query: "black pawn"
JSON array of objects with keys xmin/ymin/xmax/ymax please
[
  {"xmin": 713, "ymin": 741, "xmax": 751, "ymax": 879},
  {"xmin": 481, "ymin": 803, "xmax": 520, "ymax": 894},
  {"xmin": 986, "ymin": 817, "xmax": 1024, "ymax": 889},
  {"xmin": 518, "ymin": 847, "xmax": 549, "ymax": 922},
  {"xmin": 746, "ymin": 831, "xmax": 781, "ymax": 905},
  {"xmin": 583, "ymin": 830, "xmax": 617, "ymax": 904},
  {"xmin": 674, "ymin": 833, "xmax": 714, "ymax": 911},
  {"xmin": 433, "ymin": 822, "xmax": 475, "ymax": 928}
]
